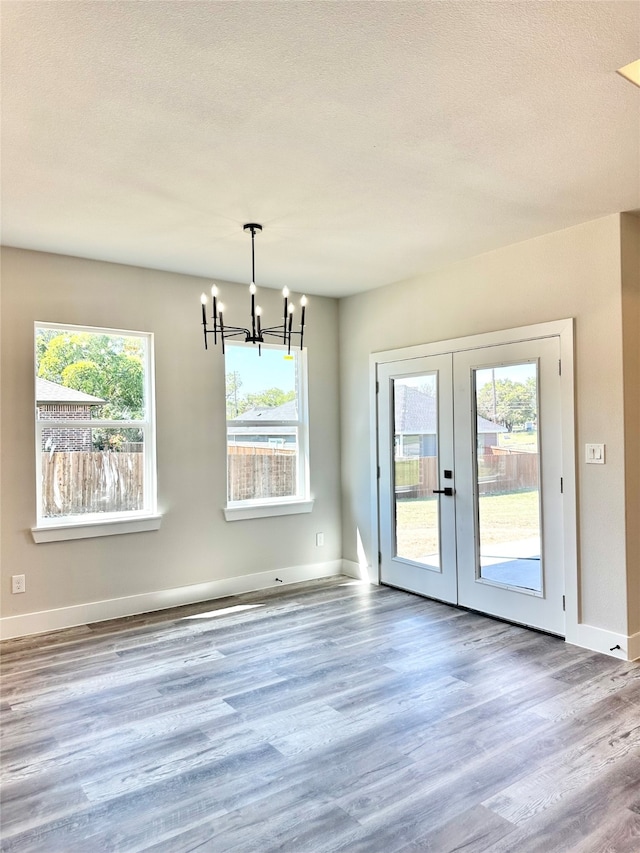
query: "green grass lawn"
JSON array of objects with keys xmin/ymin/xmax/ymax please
[
  {"xmin": 497, "ymin": 431, "xmax": 538, "ymax": 452},
  {"xmin": 396, "ymin": 489, "xmax": 540, "ymax": 561}
]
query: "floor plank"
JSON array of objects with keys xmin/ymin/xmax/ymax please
[{"xmin": 2, "ymin": 576, "xmax": 639, "ymax": 852}]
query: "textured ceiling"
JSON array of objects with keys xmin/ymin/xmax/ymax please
[{"xmin": 2, "ymin": 1, "xmax": 639, "ymax": 297}]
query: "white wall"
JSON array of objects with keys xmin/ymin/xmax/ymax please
[
  {"xmin": 2, "ymin": 215, "xmax": 636, "ymax": 644},
  {"xmin": 339, "ymin": 214, "xmax": 630, "ymax": 637},
  {"xmin": 0, "ymin": 248, "xmax": 343, "ymax": 633}
]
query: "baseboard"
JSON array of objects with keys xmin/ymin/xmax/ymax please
[
  {"xmin": 342, "ymin": 558, "xmax": 379, "ymax": 584},
  {"xmin": 627, "ymin": 631, "xmax": 640, "ymax": 662},
  {"xmin": 341, "ymin": 559, "xmax": 364, "ymax": 579},
  {"xmin": 569, "ymin": 622, "xmax": 632, "ymax": 661},
  {"xmin": 0, "ymin": 560, "xmax": 345, "ymax": 640},
  {"xmin": 10, "ymin": 567, "xmax": 633, "ymax": 660}
]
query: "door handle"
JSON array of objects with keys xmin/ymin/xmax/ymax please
[{"xmin": 433, "ymin": 487, "xmax": 454, "ymax": 496}]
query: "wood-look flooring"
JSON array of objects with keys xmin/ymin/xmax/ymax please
[{"xmin": 2, "ymin": 577, "xmax": 640, "ymax": 852}]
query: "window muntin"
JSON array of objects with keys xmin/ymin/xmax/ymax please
[
  {"xmin": 35, "ymin": 323, "xmax": 156, "ymax": 525},
  {"xmin": 225, "ymin": 342, "xmax": 308, "ymax": 506}
]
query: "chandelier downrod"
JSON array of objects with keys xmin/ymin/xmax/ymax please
[
  {"xmin": 245, "ymin": 223, "xmax": 261, "ymax": 286},
  {"xmin": 200, "ymin": 224, "xmax": 307, "ymax": 355}
]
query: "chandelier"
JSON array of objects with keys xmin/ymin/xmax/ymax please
[{"xmin": 200, "ymin": 223, "xmax": 307, "ymax": 355}]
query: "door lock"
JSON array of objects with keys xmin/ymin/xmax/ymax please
[{"xmin": 433, "ymin": 487, "xmax": 454, "ymax": 496}]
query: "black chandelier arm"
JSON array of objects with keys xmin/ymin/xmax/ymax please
[
  {"xmin": 204, "ymin": 323, "xmax": 304, "ymax": 352},
  {"xmin": 205, "ymin": 327, "xmax": 250, "ymax": 345},
  {"xmin": 260, "ymin": 328, "xmax": 304, "ymax": 353},
  {"xmin": 206, "ymin": 325, "xmax": 249, "ymax": 335},
  {"xmin": 258, "ymin": 324, "xmax": 290, "ymax": 335}
]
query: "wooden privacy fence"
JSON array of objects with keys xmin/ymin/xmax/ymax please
[
  {"xmin": 395, "ymin": 451, "xmax": 539, "ymax": 499},
  {"xmin": 41, "ymin": 447, "xmax": 297, "ymax": 514},
  {"xmin": 228, "ymin": 446, "xmax": 296, "ymax": 501},
  {"xmin": 42, "ymin": 452, "xmax": 144, "ymax": 516},
  {"xmin": 43, "ymin": 446, "xmax": 538, "ymax": 515},
  {"xmin": 395, "ymin": 457, "xmax": 438, "ymax": 498},
  {"xmin": 478, "ymin": 452, "xmax": 539, "ymax": 494}
]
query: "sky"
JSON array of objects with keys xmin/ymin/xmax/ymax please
[
  {"xmin": 225, "ymin": 342, "xmax": 296, "ymax": 395},
  {"xmin": 475, "ymin": 362, "xmax": 536, "ymax": 389},
  {"xmin": 396, "ymin": 362, "xmax": 536, "ymax": 391}
]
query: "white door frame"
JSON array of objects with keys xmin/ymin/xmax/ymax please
[{"xmin": 370, "ymin": 319, "xmax": 578, "ymax": 646}]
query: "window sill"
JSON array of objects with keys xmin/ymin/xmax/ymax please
[
  {"xmin": 224, "ymin": 499, "xmax": 314, "ymax": 522},
  {"xmin": 31, "ymin": 514, "xmax": 162, "ymax": 543}
]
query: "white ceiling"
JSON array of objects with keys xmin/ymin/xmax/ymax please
[{"xmin": 2, "ymin": 1, "xmax": 639, "ymax": 298}]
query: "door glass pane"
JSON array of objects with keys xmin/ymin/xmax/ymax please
[
  {"xmin": 474, "ymin": 362, "xmax": 542, "ymax": 592},
  {"xmin": 393, "ymin": 374, "xmax": 440, "ymax": 569}
]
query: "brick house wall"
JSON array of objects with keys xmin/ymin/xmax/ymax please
[
  {"xmin": 37, "ymin": 377, "xmax": 105, "ymax": 451},
  {"xmin": 39, "ymin": 403, "xmax": 95, "ymax": 451}
]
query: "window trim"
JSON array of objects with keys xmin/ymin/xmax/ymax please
[
  {"xmin": 31, "ymin": 513, "xmax": 162, "ymax": 543},
  {"xmin": 223, "ymin": 499, "xmax": 314, "ymax": 522},
  {"xmin": 34, "ymin": 322, "xmax": 158, "ymax": 539},
  {"xmin": 225, "ymin": 342, "xmax": 310, "ymax": 516}
]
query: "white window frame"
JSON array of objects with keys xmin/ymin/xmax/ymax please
[
  {"xmin": 32, "ymin": 322, "xmax": 160, "ymax": 543},
  {"xmin": 224, "ymin": 342, "xmax": 312, "ymax": 521}
]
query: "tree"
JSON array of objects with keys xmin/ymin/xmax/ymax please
[
  {"xmin": 242, "ymin": 388, "xmax": 296, "ymax": 412},
  {"xmin": 37, "ymin": 331, "xmax": 145, "ymax": 450},
  {"xmin": 35, "ymin": 327, "xmax": 61, "ymax": 364},
  {"xmin": 226, "ymin": 371, "xmax": 243, "ymax": 418},
  {"xmin": 61, "ymin": 360, "xmax": 104, "ymax": 397},
  {"xmin": 476, "ymin": 377, "xmax": 536, "ymax": 432},
  {"xmin": 225, "ymin": 373, "xmax": 296, "ymax": 418},
  {"xmin": 37, "ymin": 332, "xmax": 144, "ymax": 419}
]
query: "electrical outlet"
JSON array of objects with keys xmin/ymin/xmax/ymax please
[
  {"xmin": 316, "ymin": 532, "xmax": 324, "ymax": 547},
  {"xmin": 11, "ymin": 574, "xmax": 26, "ymax": 594}
]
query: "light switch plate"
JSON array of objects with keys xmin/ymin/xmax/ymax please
[{"xmin": 585, "ymin": 444, "xmax": 605, "ymax": 464}]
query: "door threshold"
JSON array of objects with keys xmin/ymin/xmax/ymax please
[{"xmin": 380, "ymin": 582, "xmax": 565, "ymax": 640}]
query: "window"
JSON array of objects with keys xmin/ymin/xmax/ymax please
[
  {"xmin": 224, "ymin": 342, "xmax": 311, "ymax": 520},
  {"xmin": 33, "ymin": 323, "xmax": 158, "ymax": 541}
]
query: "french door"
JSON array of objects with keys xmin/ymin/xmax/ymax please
[{"xmin": 377, "ymin": 336, "xmax": 565, "ymax": 636}]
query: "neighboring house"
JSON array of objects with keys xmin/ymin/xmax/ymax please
[
  {"xmin": 394, "ymin": 383, "xmax": 506, "ymax": 457},
  {"xmin": 37, "ymin": 377, "xmax": 105, "ymax": 452},
  {"xmin": 229, "ymin": 400, "xmax": 297, "ymax": 450}
]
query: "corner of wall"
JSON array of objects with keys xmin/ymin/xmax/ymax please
[{"xmin": 621, "ymin": 213, "xmax": 640, "ymax": 635}]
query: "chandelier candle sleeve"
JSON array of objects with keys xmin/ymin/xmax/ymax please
[
  {"xmin": 211, "ymin": 285, "xmax": 218, "ymax": 343},
  {"xmin": 301, "ymin": 295, "xmax": 307, "ymax": 348},
  {"xmin": 287, "ymin": 303, "xmax": 295, "ymax": 353},
  {"xmin": 282, "ymin": 286, "xmax": 289, "ymax": 339},
  {"xmin": 218, "ymin": 303, "xmax": 225, "ymax": 353},
  {"xmin": 201, "ymin": 294, "xmax": 208, "ymax": 349}
]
